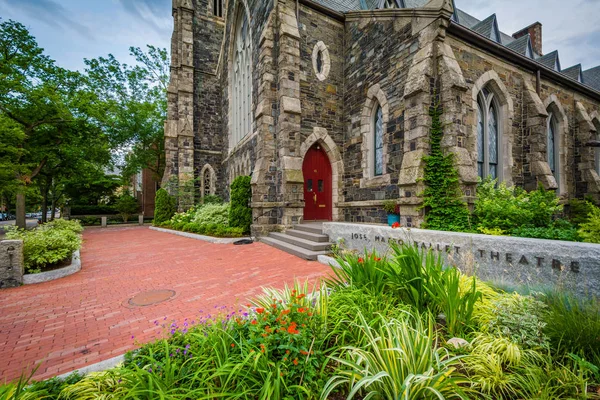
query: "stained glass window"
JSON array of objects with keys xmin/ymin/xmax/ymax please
[
  {"xmin": 476, "ymin": 87, "xmax": 502, "ymax": 181},
  {"xmin": 231, "ymin": 9, "xmax": 252, "ymax": 149},
  {"xmin": 374, "ymin": 105, "xmax": 384, "ymax": 176},
  {"xmin": 204, "ymin": 168, "xmax": 212, "ymax": 196},
  {"xmin": 316, "ymin": 51, "xmax": 323, "ymax": 74},
  {"xmin": 548, "ymin": 113, "xmax": 557, "ymax": 174}
]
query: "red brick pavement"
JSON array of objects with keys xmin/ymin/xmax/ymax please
[{"xmin": 0, "ymin": 226, "xmax": 330, "ymax": 383}]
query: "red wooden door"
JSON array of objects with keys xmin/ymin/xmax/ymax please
[{"xmin": 302, "ymin": 144, "xmax": 332, "ymax": 221}]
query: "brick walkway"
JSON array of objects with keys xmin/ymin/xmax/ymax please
[{"xmin": 0, "ymin": 226, "xmax": 330, "ymax": 383}]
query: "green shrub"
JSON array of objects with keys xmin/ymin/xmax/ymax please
[
  {"xmin": 153, "ymin": 188, "xmax": 176, "ymax": 225},
  {"xmin": 510, "ymin": 224, "xmax": 580, "ymax": 242},
  {"xmin": 79, "ymin": 216, "xmax": 101, "ymax": 226},
  {"xmin": 114, "ymin": 194, "xmax": 139, "ymax": 222},
  {"xmin": 193, "ymin": 203, "xmax": 229, "ymax": 226},
  {"xmin": 474, "ymin": 179, "xmax": 562, "ymax": 232},
  {"xmin": 578, "ymin": 204, "xmax": 600, "ymax": 244},
  {"xmin": 70, "ymin": 204, "xmax": 117, "ymax": 215},
  {"xmin": 5, "ymin": 220, "xmax": 83, "ymax": 273},
  {"xmin": 201, "ymin": 194, "xmax": 223, "ymax": 205},
  {"xmin": 476, "ymin": 293, "xmax": 549, "ymax": 349},
  {"xmin": 543, "ymin": 292, "xmax": 600, "ymax": 365},
  {"xmin": 568, "ymin": 197, "xmax": 598, "ymax": 226},
  {"xmin": 229, "ymin": 176, "xmax": 252, "ymax": 233}
]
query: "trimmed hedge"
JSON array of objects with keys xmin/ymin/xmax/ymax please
[
  {"xmin": 70, "ymin": 205, "xmax": 117, "ymax": 215},
  {"xmin": 154, "ymin": 188, "xmax": 176, "ymax": 225},
  {"xmin": 229, "ymin": 176, "xmax": 252, "ymax": 233}
]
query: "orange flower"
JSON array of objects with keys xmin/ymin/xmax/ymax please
[
  {"xmin": 307, "ymin": 312, "xmax": 313, "ymax": 317},
  {"xmin": 256, "ymin": 307, "xmax": 265, "ymax": 314},
  {"xmin": 287, "ymin": 322, "xmax": 299, "ymax": 334},
  {"xmin": 286, "ymin": 350, "xmax": 290, "ymax": 354},
  {"xmin": 392, "ymin": 222, "xmax": 401, "ymax": 229},
  {"xmin": 297, "ymin": 294, "xmax": 306, "ymax": 299},
  {"xmin": 231, "ymin": 343, "xmax": 235, "ymax": 348},
  {"xmin": 246, "ymin": 303, "xmax": 252, "ymax": 307},
  {"xmin": 265, "ymin": 325, "xmax": 272, "ymax": 333},
  {"xmin": 358, "ymin": 257, "xmax": 364, "ymax": 263},
  {"xmin": 251, "ymin": 319, "xmax": 257, "ymax": 325},
  {"xmin": 300, "ymin": 350, "xmax": 309, "ymax": 355},
  {"xmin": 293, "ymin": 358, "xmax": 298, "ymax": 365},
  {"xmin": 298, "ymin": 308, "xmax": 305, "ymax": 313},
  {"xmin": 375, "ymin": 257, "xmax": 381, "ymax": 262},
  {"xmin": 281, "ymin": 309, "xmax": 291, "ymax": 316}
]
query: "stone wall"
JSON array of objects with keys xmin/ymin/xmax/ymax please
[
  {"xmin": 447, "ymin": 35, "xmax": 600, "ymax": 202},
  {"xmin": 342, "ymin": 15, "xmax": 416, "ymax": 223},
  {"xmin": 323, "ymin": 222, "xmax": 600, "ymax": 297}
]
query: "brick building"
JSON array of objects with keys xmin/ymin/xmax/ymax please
[{"xmin": 163, "ymin": 0, "xmax": 600, "ymax": 235}]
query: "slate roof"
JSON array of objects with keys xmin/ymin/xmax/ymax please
[
  {"xmin": 583, "ymin": 66, "xmax": 600, "ymax": 91},
  {"xmin": 506, "ymin": 34, "xmax": 530, "ymax": 56},
  {"xmin": 470, "ymin": 14, "xmax": 500, "ymax": 43},
  {"xmin": 562, "ymin": 64, "xmax": 582, "ymax": 82},
  {"xmin": 315, "ymin": 0, "xmax": 599, "ymax": 92},
  {"xmin": 537, "ymin": 50, "xmax": 561, "ymax": 71}
]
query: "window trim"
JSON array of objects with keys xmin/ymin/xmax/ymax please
[
  {"xmin": 360, "ymin": 84, "xmax": 391, "ymax": 188},
  {"xmin": 374, "ymin": 105, "xmax": 384, "ymax": 177}
]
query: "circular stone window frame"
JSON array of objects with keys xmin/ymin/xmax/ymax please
[{"xmin": 312, "ymin": 41, "xmax": 331, "ymax": 81}]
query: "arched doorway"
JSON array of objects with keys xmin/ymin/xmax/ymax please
[{"xmin": 302, "ymin": 143, "xmax": 332, "ymax": 221}]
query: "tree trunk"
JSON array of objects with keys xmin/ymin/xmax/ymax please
[
  {"xmin": 51, "ymin": 197, "xmax": 56, "ymax": 221},
  {"xmin": 16, "ymin": 191, "xmax": 26, "ymax": 229},
  {"xmin": 41, "ymin": 178, "xmax": 49, "ymax": 223}
]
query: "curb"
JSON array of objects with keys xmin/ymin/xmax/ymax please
[
  {"xmin": 149, "ymin": 226, "xmax": 251, "ymax": 244},
  {"xmin": 23, "ymin": 250, "xmax": 81, "ymax": 285},
  {"xmin": 56, "ymin": 354, "xmax": 125, "ymax": 380}
]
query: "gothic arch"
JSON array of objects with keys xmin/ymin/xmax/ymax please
[
  {"xmin": 471, "ymin": 70, "xmax": 514, "ymax": 185},
  {"xmin": 543, "ymin": 94, "xmax": 568, "ymax": 194},
  {"xmin": 300, "ymin": 127, "xmax": 344, "ymax": 221},
  {"xmin": 360, "ymin": 83, "xmax": 391, "ymax": 188},
  {"xmin": 200, "ymin": 164, "xmax": 216, "ymax": 199},
  {"xmin": 590, "ymin": 111, "xmax": 600, "ymax": 178}
]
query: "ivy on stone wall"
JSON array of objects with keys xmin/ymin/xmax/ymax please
[
  {"xmin": 229, "ymin": 176, "xmax": 252, "ymax": 234},
  {"xmin": 420, "ymin": 103, "xmax": 471, "ymax": 232}
]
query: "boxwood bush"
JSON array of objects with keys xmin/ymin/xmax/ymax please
[
  {"xmin": 5, "ymin": 219, "xmax": 83, "ymax": 274},
  {"xmin": 229, "ymin": 176, "xmax": 252, "ymax": 233},
  {"xmin": 153, "ymin": 188, "xmax": 176, "ymax": 225}
]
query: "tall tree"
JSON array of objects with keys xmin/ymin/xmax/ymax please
[
  {"xmin": 0, "ymin": 19, "xmax": 111, "ymax": 227},
  {"xmin": 85, "ymin": 45, "xmax": 169, "ymax": 182}
]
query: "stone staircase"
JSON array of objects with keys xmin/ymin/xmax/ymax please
[{"xmin": 261, "ymin": 223, "xmax": 332, "ymax": 260}]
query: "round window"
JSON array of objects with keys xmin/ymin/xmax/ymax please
[{"xmin": 312, "ymin": 41, "xmax": 330, "ymax": 81}]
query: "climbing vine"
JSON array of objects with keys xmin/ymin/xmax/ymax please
[{"xmin": 420, "ymin": 102, "xmax": 471, "ymax": 232}]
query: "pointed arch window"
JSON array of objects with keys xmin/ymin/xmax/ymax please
[
  {"xmin": 203, "ymin": 168, "xmax": 212, "ymax": 197},
  {"xmin": 476, "ymin": 87, "xmax": 501, "ymax": 180},
  {"xmin": 230, "ymin": 8, "xmax": 252, "ymax": 149},
  {"xmin": 374, "ymin": 105, "xmax": 384, "ymax": 176},
  {"xmin": 547, "ymin": 112, "xmax": 559, "ymax": 182},
  {"xmin": 594, "ymin": 120, "xmax": 600, "ymax": 176}
]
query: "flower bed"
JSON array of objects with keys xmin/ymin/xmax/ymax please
[
  {"xmin": 7, "ymin": 244, "xmax": 600, "ymax": 398},
  {"xmin": 156, "ymin": 203, "xmax": 246, "ymax": 238},
  {"xmin": 5, "ymin": 219, "xmax": 83, "ymax": 274}
]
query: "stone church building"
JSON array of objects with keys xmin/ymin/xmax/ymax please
[{"xmin": 162, "ymin": 0, "xmax": 600, "ymax": 235}]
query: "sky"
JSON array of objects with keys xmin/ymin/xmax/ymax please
[{"xmin": 0, "ymin": 0, "xmax": 598, "ymax": 72}]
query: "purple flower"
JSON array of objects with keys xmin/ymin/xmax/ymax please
[{"xmin": 131, "ymin": 335, "xmax": 135, "ymax": 339}]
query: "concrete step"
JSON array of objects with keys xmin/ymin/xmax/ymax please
[
  {"xmin": 293, "ymin": 224, "xmax": 324, "ymax": 235},
  {"xmin": 261, "ymin": 237, "xmax": 330, "ymax": 261},
  {"xmin": 287, "ymin": 229, "xmax": 330, "ymax": 243},
  {"xmin": 269, "ymin": 232, "xmax": 332, "ymax": 252}
]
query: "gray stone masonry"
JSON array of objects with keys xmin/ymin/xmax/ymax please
[
  {"xmin": 0, "ymin": 240, "xmax": 24, "ymax": 288},
  {"xmin": 323, "ymin": 222, "xmax": 600, "ymax": 297}
]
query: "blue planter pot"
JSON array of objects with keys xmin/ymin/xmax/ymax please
[{"xmin": 387, "ymin": 214, "xmax": 400, "ymax": 226}]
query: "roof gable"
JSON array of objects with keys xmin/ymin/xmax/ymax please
[
  {"xmin": 471, "ymin": 14, "xmax": 501, "ymax": 43},
  {"xmin": 583, "ymin": 66, "xmax": 600, "ymax": 91},
  {"xmin": 538, "ymin": 50, "xmax": 561, "ymax": 72},
  {"xmin": 506, "ymin": 34, "xmax": 533, "ymax": 59},
  {"xmin": 562, "ymin": 64, "xmax": 583, "ymax": 83}
]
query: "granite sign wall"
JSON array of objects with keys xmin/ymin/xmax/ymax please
[{"xmin": 322, "ymin": 222, "xmax": 600, "ymax": 297}]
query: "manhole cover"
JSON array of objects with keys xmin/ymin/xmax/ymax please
[{"xmin": 129, "ymin": 290, "xmax": 176, "ymax": 307}]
